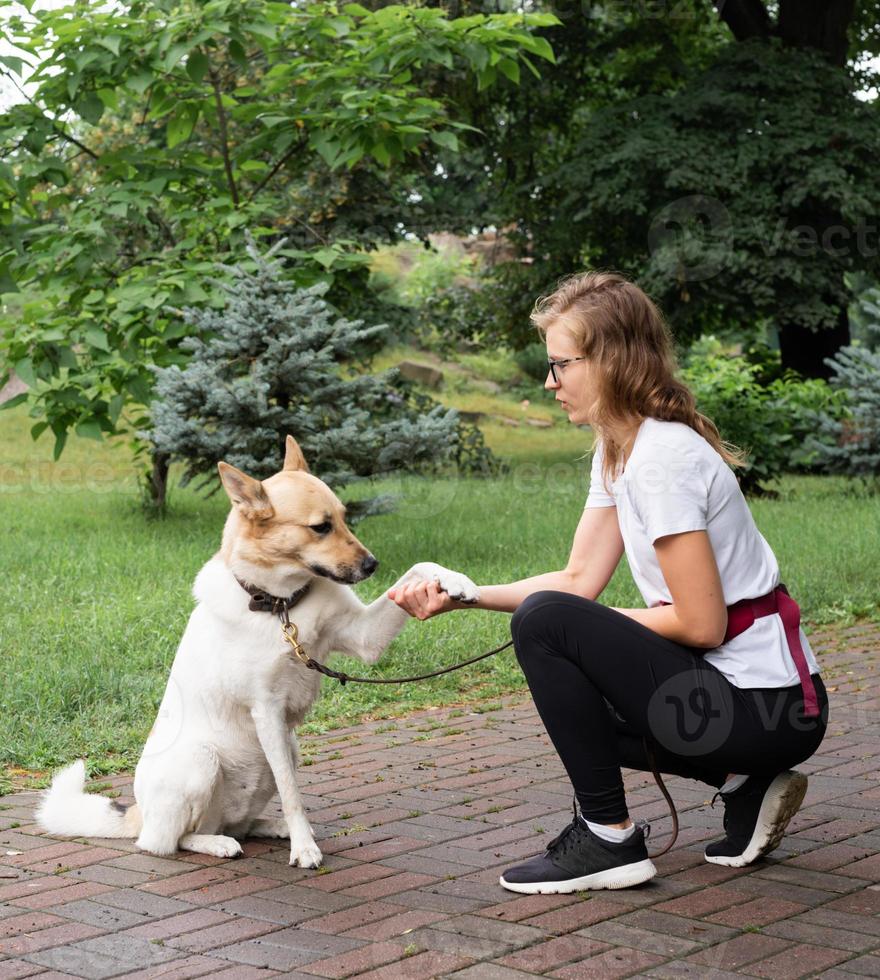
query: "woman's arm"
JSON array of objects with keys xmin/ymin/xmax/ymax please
[
  {"xmin": 611, "ymin": 529, "xmax": 728, "ymax": 648},
  {"xmin": 387, "ymin": 505, "xmax": 624, "ymax": 620}
]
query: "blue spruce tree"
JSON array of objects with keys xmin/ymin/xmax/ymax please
[
  {"xmin": 807, "ymin": 289, "xmax": 880, "ymax": 485},
  {"xmin": 148, "ymin": 236, "xmax": 491, "ymax": 514}
]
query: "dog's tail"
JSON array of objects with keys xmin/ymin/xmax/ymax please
[{"xmin": 35, "ymin": 760, "xmax": 142, "ymax": 839}]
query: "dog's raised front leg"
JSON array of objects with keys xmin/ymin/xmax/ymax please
[
  {"xmin": 250, "ymin": 704, "xmax": 321, "ymax": 867},
  {"xmin": 329, "ymin": 562, "xmax": 480, "ymax": 664}
]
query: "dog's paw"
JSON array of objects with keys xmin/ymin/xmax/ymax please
[
  {"xmin": 200, "ymin": 835, "xmax": 244, "ymax": 859},
  {"xmin": 435, "ymin": 569, "xmax": 479, "ymax": 604},
  {"xmin": 290, "ymin": 839, "xmax": 323, "ymax": 868},
  {"xmin": 248, "ymin": 818, "xmax": 289, "ymax": 839},
  {"xmin": 408, "ymin": 562, "xmax": 480, "ymax": 604}
]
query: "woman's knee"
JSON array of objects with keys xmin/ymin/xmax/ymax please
[{"xmin": 510, "ymin": 590, "xmax": 600, "ymax": 659}]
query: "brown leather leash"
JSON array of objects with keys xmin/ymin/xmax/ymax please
[{"xmin": 237, "ymin": 579, "xmax": 679, "ymax": 858}]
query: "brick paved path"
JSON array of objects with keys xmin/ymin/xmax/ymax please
[{"xmin": 2, "ymin": 623, "xmax": 878, "ymax": 979}]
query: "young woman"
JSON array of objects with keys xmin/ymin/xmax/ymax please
[{"xmin": 387, "ymin": 271, "xmax": 828, "ymax": 895}]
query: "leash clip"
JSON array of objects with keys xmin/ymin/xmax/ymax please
[{"xmin": 281, "ymin": 622, "xmax": 310, "ymax": 666}]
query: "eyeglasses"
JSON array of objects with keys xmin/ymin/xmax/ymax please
[{"xmin": 547, "ymin": 355, "xmax": 587, "ymax": 384}]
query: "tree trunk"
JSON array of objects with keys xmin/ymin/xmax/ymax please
[
  {"xmin": 146, "ymin": 451, "xmax": 170, "ymax": 512},
  {"xmin": 778, "ymin": 304, "xmax": 850, "ymax": 379}
]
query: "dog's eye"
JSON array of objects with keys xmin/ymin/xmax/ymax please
[{"xmin": 309, "ymin": 521, "xmax": 332, "ymax": 535}]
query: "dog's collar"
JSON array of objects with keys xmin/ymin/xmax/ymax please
[{"xmin": 236, "ymin": 578, "xmax": 311, "ymax": 614}]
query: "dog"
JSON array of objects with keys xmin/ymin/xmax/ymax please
[{"xmin": 36, "ymin": 435, "xmax": 478, "ymax": 867}]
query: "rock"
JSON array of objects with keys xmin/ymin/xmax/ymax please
[
  {"xmin": 398, "ymin": 360, "xmax": 444, "ymax": 389},
  {"xmin": 526, "ymin": 418, "xmax": 552, "ymax": 428}
]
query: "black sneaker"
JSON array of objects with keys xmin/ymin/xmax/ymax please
[
  {"xmin": 499, "ymin": 815, "xmax": 657, "ymax": 894},
  {"xmin": 704, "ymin": 770, "xmax": 808, "ymax": 867}
]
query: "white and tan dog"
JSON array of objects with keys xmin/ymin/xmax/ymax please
[{"xmin": 37, "ymin": 436, "xmax": 478, "ymax": 868}]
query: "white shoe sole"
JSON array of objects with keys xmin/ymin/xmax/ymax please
[
  {"xmin": 499, "ymin": 857, "xmax": 657, "ymax": 894},
  {"xmin": 705, "ymin": 770, "xmax": 808, "ymax": 868}
]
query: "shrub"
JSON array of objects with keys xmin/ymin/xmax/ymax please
[
  {"xmin": 147, "ymin": 236, "xmax": 497, "ymax": 517},
  {"xmin": 682, "ymin": 337, "xmax": 845, "ymax": 494},
  {"xmin": 514, "ymin": 342, "xmax": 550, "ymax": 382},
  {"xmin": 807, "ymin": 315, "xmax": 880, "ymax": 484}
]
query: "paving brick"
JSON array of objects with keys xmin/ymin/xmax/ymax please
[
  {"xmin": 173, "ymin": 873, "xmax": 277, "ymax": 905},
  {"xmin": 684, "ymin": 933, "xmax": 792, "ymax": 970},
  {"xmin": 343, "ymin": 907, "xmax": 447, "ymax": 940},
  {"xmin": 74, "ymin": 932, "xmax": 187, "ymax": 970},
  {"xmin": 474, "ymin": 893, "xmax": 579, "ymax": 922},
  {"xmin": 839, "ymin": 853, "xmax": 880, "ymax": 880},
  {"xmin": 304, "ymin": 940, "xmax": 408, "ymax": 978},
  {"xmin": 0, "ymin": 920, "xmax": 105, "ymax": 956},
  {"xmin": 754, "ymin": 864, "xmax": 868, "ymax": 894},
  {"xmin": 22, "ymin": 942, "xmax": 130, "ymax": 979},
  {"xmin": 8, "ymin": 879, "xmax": 115, "ymax": 910},
  {"xmin": 0, "ymin": 961, "xmax": 46, "ymax": 979},
  {"xmin": 761, "ymin": 916, "xmax": 879, "ymax": 952},
  {"xmin": 389, "ymin": 888, "xmax": 486, "ymax": 914},
  {"xmin": 826, "ymin": 889, "xmax": 880, "ymax": 916},
  {"xmin": 340, "ymin": 870, "xmax": 438, "ymax": 899},
  {"xmin": 25, "ymin": 846, "xmax": 126, "ymax": 874},
  {"xmin": 63, "ymin": 863, "xmax": 153, "ymax": 887},
  {"xmin": 136, "ymin": 865, "xmax": 239, "ymax": 896},
  {"xmin": 0, "ymin": 910, "xmax": 66, "ymax": 937},
  {"xmin": 786, "ymin": 840, "xmax": 877, "ymax": 871},
  {"xmin": 52, "ymin": 898, "xmax": 149, "ymax": 930},
  {"xmin": 706, "ymin": 896, "xmax": 807, "ymax": 928},
  {"xmin": 746, "ymin": 942, "xmax": 853, "ymax": 978},
  {"xmin": 107, "ymin": 953, "xmax": 261, "ymax": 979},
  {"xmin": 344, "ymin": 950, "xmax": 472, "ymax": 980},
  {"xmin": 165, "ymin": 914, "xmax": 280, "ymax": 953},
  {"xmin": 550, "ymin": 946, "xmax": 666, "ymax": 978},
  {"xmin": 298, "ymin": 863, "xmax": 400, "ymax": 893},
  {"xmin": 445, "ymin": 966, "xmax": 542, "ymax": 980},
  {"xmin": 210, "ymin": 893, "xmax": 324, "ymax": 925},
  {"xmin": 399, "ymin": 924, "xmax": 517, "ymax": 959},
  {"xmin": 620, "ymin": 908, "xmax": 738, "ymax": 946},
  {"xmin": 120, "ymin": 907, "xmax": 231, "ymax": 940},
  {"xmin": 577, "ymin": 918, "xmax": 703, "ymax": 957},
  {"xmin": 652, "ymin": 885, "xmax": 751, "ymax": 917},
  {"xmin": 496, "ymin": 934, "xmax": 612, "ymax": 972},
  {"xmin": 523, "ymin": 897, "xmax": 633, "ymax": 933},
  {"xmin": 255, "ymin": 882, "xmax": 360, "ymax": 912},
  {"xmin": 796, "ymin": 906, "xmax": 880, "ymax": 938},
  {"xmin": 431, "ymin": 912, "xmax": 545, "ymax": 950},
  {"xmin": 210, "ymin": 926, "xmax": 362, "ymax": 971},
  {"xmin": 827, "ymin": 953, "xmax": 880, "ymax": 976}
]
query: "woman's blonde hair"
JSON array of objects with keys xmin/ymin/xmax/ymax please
[{"xmin": 531, "ymin": 270, "xmax": 747, "ymax": 487}]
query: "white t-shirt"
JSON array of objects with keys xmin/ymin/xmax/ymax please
[{"xmin": 585, "ymin": 417, "xmax": 820, "ymax": 689}]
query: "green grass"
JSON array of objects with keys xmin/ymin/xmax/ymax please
[{"xmin": 2, "ymin": 371, "xmax": 878, "ymax": 788}]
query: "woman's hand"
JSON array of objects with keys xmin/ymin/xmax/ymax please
[{"xmin": 387, "ymin": 579, "xmax": 463, "ymax": 620}]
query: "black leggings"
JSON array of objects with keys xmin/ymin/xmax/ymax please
[{"xmin": 511, "ymin": 591, "xmax": 829, "ymax": 824}]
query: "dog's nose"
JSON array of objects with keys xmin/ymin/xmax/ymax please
[{"xmin": 361, "ymin": 554, "xmax": 379, "ymax": 576}]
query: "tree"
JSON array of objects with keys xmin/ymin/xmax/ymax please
[
  {"xmin": 0, "ymin": 0, "xmax": 556, "ymax": 498},
  {"xmin": 552, "ymin": 39, "xmax": 880, "ymax": 375},
  {"xmin": 403, "ymin": 0, "xmax": 880, "ymax": 376},
  {"xmin": 149, "ymin": 236, "xmax": 491, "ymax": 513}
]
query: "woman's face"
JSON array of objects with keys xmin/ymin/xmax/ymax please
[{"xmin": 544, "ymin": 320, "xmax": 596, "ymax": 425}]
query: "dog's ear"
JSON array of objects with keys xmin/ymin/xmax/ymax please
[
  {"xmin": 282, "ymin": 434, "xmax": 310, "ymax": 473},
  {"xmin": 217, "ymin": 462, "xmax": 274, "ymax": 521}
]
